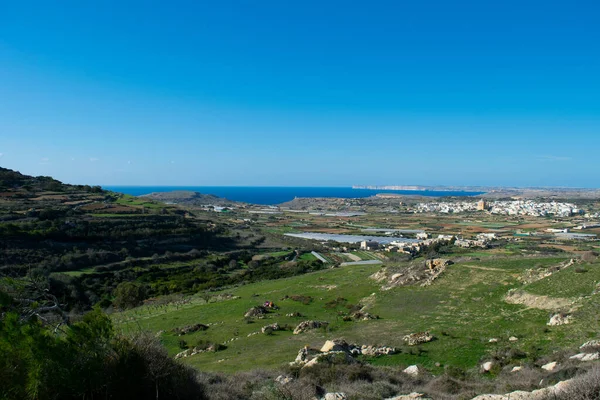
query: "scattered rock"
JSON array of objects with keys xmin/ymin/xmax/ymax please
[
  {"xmin": 403, "ymin": 365, "xmax": 420, "ymax": 377},
  {"xmin": 569, "ymin": 352, "xmax": 599, "ymax": 362},
  {"xmin": 547, "ymin": 313, "xmax": 572, "ymax": 326},
  {"xmin": 481, "ymin": 361, "xmax": 495, "ymax": 373},
  {"xmin": 489, "ymin": 338, "xmax": 499, "ymax": 343},
  {"xmin": 508, "ymin": 336, "xmax": 519, "ymax": 342},
  {"xmin": 511, "ymin": 366, "xmax": 523, "ymax": 373},
  {"xmin": 404, "ymin": 331, "xmax": 434, "ymax": 346},
  {"xmin": 541, "ymin": 361, "xmax": 557, "ymax": 371},
  {"xmin": 293, "ymin": 320, "xmax": 329, "ymax": 335}
]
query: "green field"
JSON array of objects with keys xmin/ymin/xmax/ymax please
[{"xmin": 114, "ymin": 254, "xmax": 599, "ymax": 374}]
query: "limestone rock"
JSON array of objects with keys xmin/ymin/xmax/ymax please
[
  {"xmin": 569, "ymin": 352, "xmax": 599, "ymax": 361},
  {"xmin": 172, "ymin": 323, "xmax": 208, "ymax": 336},
  {"xmin": 385, "ymin": 394, "xmax": 431, "ymax": 400},
  {"xmin": 481, "ymin": 361, "xmax": 494, "ymax": 373},
  {"xmin": 324, "ymin": 393, "xmax": 347, "ymax": 400},
  {"xmin": 403, "ymin": 365, "xmax": 420, "ymax": 377},
  {"xmin": 244, "ymin": 306, "xmax": 268, "ymax": 318},
  {"xmin": 580, "ymin": 339, "xmax": 600, "ymax": 350},
  {"xmin": 261, "ymin": 322, "xmax": 280, "ymax": 334},
  {"xmin": 541, "ymin": 361, "xmax": 557, "ymax": 371},
  {"xmin": 293, "ymin": 320, "xmax": 328, "ymax": 335},
  {"xmin": 547, "ymin": 313, "xmax": 571, "ymax": 326},
  {"xmin": 489, "ymin": 338, "xmax": 499, "ymax": 343},
  {"xmin": 508, "ymin": 336, "xmax": 519, "ymax": 342},
  {"xmin": 361, "ymin": 344, "xmax": 397, "ymax": 356},
  {"xmin": 425, "ymin": 258, "xmax": 453, "ymax": 270},
  {"xmin": 511, "ymin": 366, "xmax": 523, "ymax": 372},
  {"xmin": 321, "ymin": 339, "xmax": 349, "ymax": 353},
  {"xmin": 404, "ymin": 331, "xmax": 434, "ymax": 346},
  {"xmin": 275, "ymin": 375, "xmax": 293, "ymax": 385}
]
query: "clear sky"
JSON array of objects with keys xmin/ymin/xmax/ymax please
[{"xmin": 1, "ymin": 0, "xmax": 599, "ymax": 187}]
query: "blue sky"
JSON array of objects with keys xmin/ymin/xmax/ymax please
[{"xmin": 1, "ymin": 0, "xmax": 599, "ymax": 187}]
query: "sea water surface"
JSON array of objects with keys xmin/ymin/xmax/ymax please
[{"xmin": 103, "ymin": 186, "xmax": 484, "ymax": 205}]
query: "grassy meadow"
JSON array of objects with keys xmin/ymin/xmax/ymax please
[{"xmin": 114, "ymin": 253, "xmax": 600, "ymax": 374}]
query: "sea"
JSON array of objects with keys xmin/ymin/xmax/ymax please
[{"xmin": 102, "ymin": 186, "xmax": 484, "ymax": 206}]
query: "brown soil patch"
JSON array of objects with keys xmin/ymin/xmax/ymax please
[{"xmin": 504, "ymin": 290, "xmax": 575, "ymax": 311}]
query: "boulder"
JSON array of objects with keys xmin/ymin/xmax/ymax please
[
  {"xmin": 511, "ymin": 366, "xmax": 523, "ymax": 373},
  {"xmin": 508, "ymin": 336, "xmax": 519, "ymax": 342},
  {"xmin": 293, "ymin": 320, "xmax": 328, "ymax": 335},
  {"xmin": 403, "ymin": 331, "xmax": 434, "ymax": 346},
  {"xmin": 489, "ymin": 338, "xmax": 499, "ymax": 343},
  {"xmin": 403, "ymin": 365, "xmax": 420, "ymax": 377},
  {"xmin": 541, "ymin": 361, "xmax": 557, "ymax": 371}
]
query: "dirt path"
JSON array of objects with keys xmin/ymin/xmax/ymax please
[{"xmin": 462, "ymin": 265, "xmax": 506, "ymax": 272}]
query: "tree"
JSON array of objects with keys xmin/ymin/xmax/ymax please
[{"xmin": 113, "ymin": 282, "xmax": 147, "ymax": 309}]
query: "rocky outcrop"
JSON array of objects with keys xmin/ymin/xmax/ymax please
[
  {"xmin": 323, "ymin": 393, "xmax": 347, "ymax": 400},
  {"xmin": 293, "ymin": 320, "xmax": 328, "ymax": 334},
  {"xmin": 244, "ymin": 306, "xmax": 268, "ymax": 318},
  {"xmin": 580, "ymin": 339, "xmax": 600, "ymax": 350},
  {"xmin": 403, "ymin": 331, "xmax": 435, "ymax": 346},
  {"xmin": 425, "ymin": 258, "xmax": 453, "ymax": 270},
  {"xmin": 175, "ymin": 343, "xmax": 220, "ymax": 359},
  {"xmin": 371, "ymin": 259, "xmax": 454, "ymax": 290},
  {"xmin": 547, "ymin": 313, "xmax": 572, "ymax": 326},
  {"xmin": 292, "ymin": 340, "xmax": 396, "ymax": 368},
  {"xmin": 261, "ymin": 322, "xmax": 280, "ymax": 334},
  {"xmin": 385, "ymin": 394, "xmax": 431, "ymax": 400},
  {"xmin": 471, "ymin": 379, "xmax": 574, "ymax": 400},
  {"xmin": 569, "ymin": 352, "xmax": 599, "ymax": 361}
]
